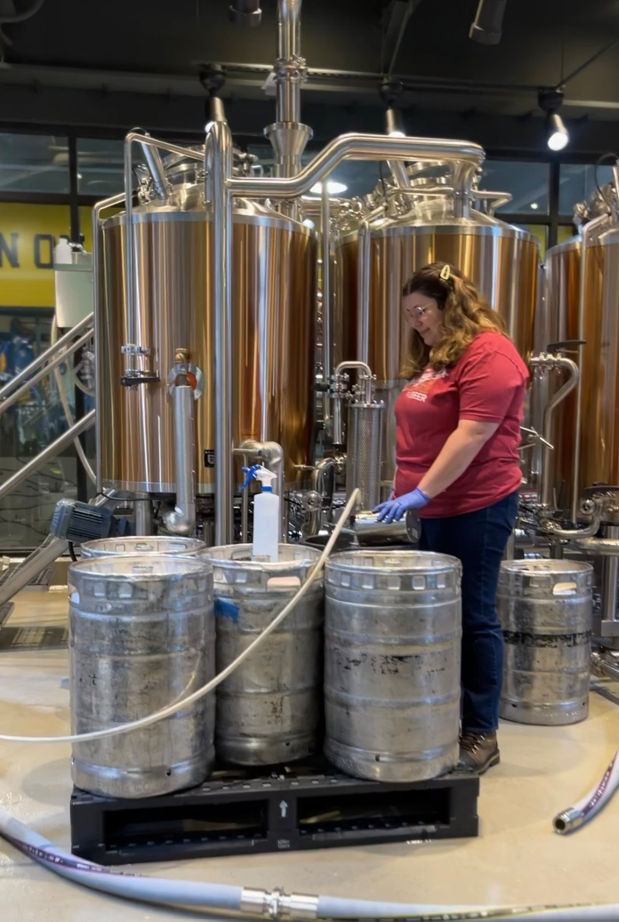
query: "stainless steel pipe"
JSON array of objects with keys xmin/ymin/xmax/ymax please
[
  {"xmin": 0, "ymin": 328, "xmax": 94, "ymax": 417},
  {"xmin": 139, "ymin": 138, "xmax": 171, "ymax": 201},
  {"xmin": 132, "ymin": 494, "xmax": 154, "ymax": 537},
  {"xmin": 206, "ymin": 119, "xmax": 234, "ymax": 545},
  {"xmin": 0, "ymin": 536, "xmax": 68, "ymax": 609},
  {"xmin": 529, "ymin": 354, "xmax": 579, "ymax": 509},
  {"xmin": 229, "ymin": 134, "xmax": 485, "ymax": 199},
  {"xmin": 162, "ymin": 385, "xmax": 196, "ymax": 536},
  {"xmin": 0, "ymin": 312, "xmax": 93, "ymax": 404},
  {"xmin": 276, "ymin": 0, "xmax": 304, "ymax": 124},
  {"xmin": 357, "ymin": 219, "xmax": 372, "ymax": 365},
  {"xmin": 321, "ymin": 181, "xmax": 332, "ymax": 425},
  {"xmin": 575, "ymin": 536, "xmax": 619, "ymax": 555},
  {"xmin": 388, "ymin": 160, "xmax": 410, "ymax": 189},
  {"xmin": 573, "ymin": 213, "xmax": 611, "ymax": 521},
  {"xmin": 0, "ymin": 409, "xmax": 95, "ymax": 504}
]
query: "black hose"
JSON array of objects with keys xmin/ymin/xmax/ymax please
[
  {"xmin": 0, "ymin": 0, "xmax": 46, "ymax": 24},
  {"xmin": 68, "ymin": 542, "xmax": 77, "ymax": 563}
]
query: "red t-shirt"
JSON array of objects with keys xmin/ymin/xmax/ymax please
[{"xmin": 394, "ymin": 331, "xmax": 528, "ymax": 518}]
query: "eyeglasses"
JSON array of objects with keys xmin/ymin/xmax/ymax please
[{"xmin": 405, "ymin": 305, "xmax": 429, "ymax": 318}]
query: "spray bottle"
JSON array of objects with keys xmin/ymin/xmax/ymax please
[{"xmin": 242, "ymin": 464, "xmax": 279, "ymax": 562}]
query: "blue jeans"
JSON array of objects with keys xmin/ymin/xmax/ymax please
[{"xmin": 419, "ymin": 491, "xmax": 518, "ymax": 734}]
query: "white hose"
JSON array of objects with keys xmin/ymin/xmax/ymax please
[
  {"xmin": 0, "ymin": 809, "xmax": 243, "ymax": 911},
  {"xmin": 0, "ymin": 488, "xmax": 361, "ymax": 744},
  {"xmin": 3, "ymin": 810, "xmax": 619, "ymax": 922},
  {"xmin": 553, "ymin": 750, "xmax": 619, "ymax": 835}
]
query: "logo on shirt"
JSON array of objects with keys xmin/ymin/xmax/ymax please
[{"xmin": 404, "ymin": 367, "xmax": 448, "ymax": 402}]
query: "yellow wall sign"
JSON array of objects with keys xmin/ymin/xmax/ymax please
[{"xmin": 0, "ymin": 202, "xmax": 72, "ymax": 308}]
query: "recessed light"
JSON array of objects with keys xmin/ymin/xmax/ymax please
[{"xmin": 309, "ymin": 181, "xmax": 347, "ymax": 195}]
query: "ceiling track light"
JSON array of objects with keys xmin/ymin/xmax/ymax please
[
  {"xmin": 538, "ymin": 89, "xmax": 569, "ymax": 152},
  {"xmin": 378, "ymin": 79, "xmax": 406, "ymax": 137},
  {"xmin": 469, "ymin": 0, "xmax": 507, "ymax": 45},
  {"xmin": 228, "ymin": 0, "xmax": 262, "ymax": 27},
  {"xmin": 385, "ymin": 106, "xmax": 406, "ymax": 138}
]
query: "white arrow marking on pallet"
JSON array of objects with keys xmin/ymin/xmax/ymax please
[{"xmin": 280, "ymin": 801, "xmax": 288, "ymax": 818}]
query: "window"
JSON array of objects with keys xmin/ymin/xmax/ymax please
[
  {"xmin": 559, "ymin": 163, "xmax": 615, "ymax": 216},
  {"xmin": 557, "ymin": 224, "xmax": 577, "ymax": 245},
  {"xmin": 77, "ymin": 138, "xmax": 125, "ymax": 197},
  {"xmin": 481, "ymin": 161, "xmax": 550, "ymax": 214},
  {"xmin": 0, "ymin": 132, "xmax": 70, "ymax": 194}
]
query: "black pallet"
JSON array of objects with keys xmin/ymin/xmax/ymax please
[{"xmin": 70, "ymin": 758, "xmax": 479, "ymax": 866}]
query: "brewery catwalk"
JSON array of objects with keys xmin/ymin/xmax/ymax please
[{"xmin": 2, "ymin": 590, "xmax": 619, "ymax": 922}]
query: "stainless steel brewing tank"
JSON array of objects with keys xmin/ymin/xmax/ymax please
[
  {"xmin": 537, "ymin": 236, "xmax": 581, "ymax": 510},
  {"xmin": 69, "ymin": 555, "xmax": 215, "ymax": 798},
  {"xmin": 333, "ymin": 210, "xmax": 539, "ymax": 485},
  {"xmin": 498, "ymin": 559, "xmax": 593, "ymax": 726},
  {"xmin": 81, "ymin": 536, "xmax": 208, "ymax": 557},
  {"xmin": 98, "ymin": 203, "xmax": 317, "ymax": 493},
  {"xmin": 324, "ymin": 549, "xmax": 462, "ymax": 782},
  {"xmin": 579, "ymin": 223, "xmax": 619, "ymax": 496},
  {"xmin": 206, "ymin": 544, "xmax": 323, "ymax": 765}
]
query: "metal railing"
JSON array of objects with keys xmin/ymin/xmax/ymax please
[{"xmin": 0, "ymin": 312, "xmax": 93, "ymax": 413}]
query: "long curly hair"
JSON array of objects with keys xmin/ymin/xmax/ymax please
[{"xmin": 401, "ymin": 262, "xmax": 507, "ymax": 378}]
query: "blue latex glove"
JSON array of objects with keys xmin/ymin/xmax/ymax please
[{"xmin": 373, "ymin": 487, "xmax": 430, "ymax": 524}]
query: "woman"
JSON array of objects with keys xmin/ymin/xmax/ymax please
[{"xmin": 375, "ymin": 262, "xmax": 528, "ymax": 775}]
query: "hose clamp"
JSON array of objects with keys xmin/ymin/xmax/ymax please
[{"xmin": 240, "ymin": 888, "xmax": 319, "ymax": 921}]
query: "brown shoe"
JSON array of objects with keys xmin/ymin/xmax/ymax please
[{"xmin": 456, "ymin": 731, "xmax": 500, "ymax": 775}]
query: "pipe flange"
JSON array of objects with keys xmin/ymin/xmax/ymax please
[{"xmin": 274, "ymin": 54, "xmax": 308, "ymax": 83}]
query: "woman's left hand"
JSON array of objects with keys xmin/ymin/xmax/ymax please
[{"xmin": 374, "ymin": 487, "xmax": 430, "ymax": 524}]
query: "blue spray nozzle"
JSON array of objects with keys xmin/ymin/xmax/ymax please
[
  {"xmin": 241, "ymin": 464, "xmax": 261, "ymax": 492},
  {"xmin": 241, "ymin": 464, "xmax": 277, "ymax": 492}
]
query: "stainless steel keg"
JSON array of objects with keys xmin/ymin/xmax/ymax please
[
  {"xmin": 498, "ymin": 559, "xmax": 593, "ymax": 726},
  {"xmin": 206, "ymin": 544, "xmax": 323, "ymax": 765},
  {"xmin": 325, "ymin": 549, "xmax": 462, "ymax": 782},
  {"xmin": 69, "ymin": 555, "xmax": 215, "ymax": 798},
  {"xmin": 81, "ymin": 536, "xmax": 208, "ymax": 557}
]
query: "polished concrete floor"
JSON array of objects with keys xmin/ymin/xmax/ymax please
[{"xmin": 2, "ymin": 590, "xmax": 619, "ymax": 921}]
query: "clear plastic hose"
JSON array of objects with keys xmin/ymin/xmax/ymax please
[{"xmin": 0, "ymin": 488, "xmax": 361, "ymax": 744}]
